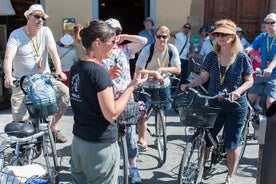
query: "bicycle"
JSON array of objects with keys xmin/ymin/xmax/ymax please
[
  {"xmin": 177, "ymin": 87, "xmax": 244, "ymax": 184},
  {"xmin": 134, "ymin": 79, "xmax": 171, "ymax": 166},
  {"xmin": 0, "ymin": 74, "xmax": 60, "ymax": 183},
  {"xmin": 116, "ymin": 100, "xmax": 140, "ymax": 184}
]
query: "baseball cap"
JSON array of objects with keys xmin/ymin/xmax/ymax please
[
  {"xmin": 105, "ymin": 18, "xmax": 122, "ymax": 29},
  {"xmin": 264, "ymin": 13, "xmax": 276, "ymax": 22},
  {"xmin": 24, "ymin": 4, "xmax": 49, "ymax": 19},
  {"xmin": 143, "ymin": 17, "xmax": 154, "ymax": 26},
  {"xmin": 60, "ymin": 34, "xmax": 74, "ymax": 46},
  {"xmin": 236, "ymin": 27, "xmax": 244, "ymax": 32}
]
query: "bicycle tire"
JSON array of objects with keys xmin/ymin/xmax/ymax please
[
  {"xmin": 238, "ymin": 120, "xmax": 249, "ymax": 162},
  {"xmin": 178, "ymin": 136, "xmax": 205, "ymax": 184},
  {"xmin": 118, "ymin": 135, "xmax": 128, "ymax": 184},
  {"xmin": 155, "ymin": 110, "xmax": 167, "ymax": 166},
  {"xmin": 42, "ymin": 126, "xmax": 59, "ymax": 183}
]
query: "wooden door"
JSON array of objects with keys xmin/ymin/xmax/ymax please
[{"xmin": 204, "ymin": 0, "xmax": 270, "ymax": 42}]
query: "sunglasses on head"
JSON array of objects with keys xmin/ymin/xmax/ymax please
[
  {"xmin": 184, "ymin": 26, "xmax": 191, "ymax": 29},
  {"xmin": 32, "ymin": 14, "xmax": 46, "ymax": 21},
  {"xmin": 156, "ymin": 35, "xmax": 168, "ymax": 39},
  {"xmin": 214, "ymin": 33, "xmax": 231, "ymax": 37},
  {"xmin": 265, "ymin": 21, "xmax": 276, "ymax": 25}
]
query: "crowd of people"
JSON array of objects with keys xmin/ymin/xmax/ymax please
[{"xmin": 3, "ymin": 3, "xmax": 276, "ymax": 184}]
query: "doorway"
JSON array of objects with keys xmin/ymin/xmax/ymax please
[
  {"xmin": 204, "ymin": 0, "xmax": 270, "ymax": 42},
  {"xmin": 99, "ymin": 0, "xmax": 149, "ymax": 77},
  {"xmin": 99, "ymin": 0, "xmax": 149, "ymax": 35}
]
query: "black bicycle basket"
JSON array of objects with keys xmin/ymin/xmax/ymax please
[
  {"xmin": 178, "ymin": 97, "xmax": 221, "ymax": 128},
  {"xmin": 117, "ymin": 101, "xmax": 139, "ymax": 125}
]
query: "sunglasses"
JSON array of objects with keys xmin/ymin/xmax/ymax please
[
  {"xmin": 156, "ymin": 35, "xmax": 168, "ymax": 39},
  {"xmin": 115, "ymin": 30, "xmax": 122, "ymax": 35},
  {"xmin": 32, "ymin": 14, "xmax": 46, "ymax": 21},
  {"xmin": 184, "ymin": 26, "xmax": 191, "ymax": 29},
  {"xmin": 214, "ymin": 33, "xmax": 231, "ymax": 37},
  {"xmin": 265, "ymin": 21, "xmax": 276, "ymax": 25}
]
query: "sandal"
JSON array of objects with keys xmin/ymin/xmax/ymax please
[{"xmin": 52, "ymin": 130, "xmax": 68, "ymax": 143}]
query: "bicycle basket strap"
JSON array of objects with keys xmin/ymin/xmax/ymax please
[{"xmin": 117, "ymin": 101, "xmax": 140, "ymax": 125}]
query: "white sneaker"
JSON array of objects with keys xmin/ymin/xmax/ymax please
[
  {"xmin": 130, "ymin": 167, "xmax": 142, "ymax": 184},
  {"xmin": 254, "ymin": 104, "xmax": 263, "ymax": 112}
]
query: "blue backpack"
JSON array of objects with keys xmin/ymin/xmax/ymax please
[{"xmin": 20, "ymin": 74, "xmax": 60, "ymax": 118}]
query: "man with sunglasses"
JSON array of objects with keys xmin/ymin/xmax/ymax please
[
  {"xmin": 170, "ymin": 23, "xmax": 192, "ymax": 84},
  {"xmin": 135, "ymin": 26, "xmax": 181, "ymax": 152},
  {"xmin": 4, "ymin": 4, "xmax": 70, "ymax": 143},
  {"xmin": 245, "ymin": 13, "xmax": 276, "ymax": 110}
]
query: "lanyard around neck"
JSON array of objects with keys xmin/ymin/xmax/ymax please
[
  {"xmin": 25, "ymin": 27, "xmax": 40, "ymax": 57},
  {"xmin": 155, "ymin": 46, "xmax": 168, "ymax": 68},
  {"xmin": 266, "ymin": 35, "xmax": 276, "ymax": 61},
  {"xmin": 25, "ymin": 27, "xmax": 42, "ymax": 69},
  {"xmin": 217, "ymin": 53, "xmax": 233, "ymax": 85}
]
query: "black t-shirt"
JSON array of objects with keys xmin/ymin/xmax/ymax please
[{"xmin": 69, "ymin": 60, "xmax": 117, "ymax": 143}]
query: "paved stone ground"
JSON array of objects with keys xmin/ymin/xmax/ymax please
[{"xmin": 0, "ymin": 108, "xmax": 258, "ymax": 184}]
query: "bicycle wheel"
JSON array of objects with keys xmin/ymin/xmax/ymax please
[
  {"xmin": 118, "ymin": 135, "xmax": 128, "ymax": 184},
  {"xmin": 178, "ymin": 135, "xmax": 205, "ymax": 184},
  {"xmin": 155, "ymin": 110, "xmax": 167, "ymax": 166},
  {"xmin": 42, "ymin": 125, "xmax": 59, "ymax": 184},
  {"xmin": 238, "ymin": 120, "xmax": 249, "ymax": 162}
]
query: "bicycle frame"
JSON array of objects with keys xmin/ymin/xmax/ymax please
[{"xmin": 0, "ymin": 118, "xmax": 59, "ymax": 183}]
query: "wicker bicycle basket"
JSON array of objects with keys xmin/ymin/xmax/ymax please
[
  {"xmin": 0, "ymin": 163, "xmax": 57, "ymax": 184},
  {"xmin": 117, "ymin": 101, "xmax": 139, "ymax": 125},
  {"xmin": 179, "ymin": 105, "xmax": 221, "ymax": 128}
]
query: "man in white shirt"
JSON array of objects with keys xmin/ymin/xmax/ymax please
[{"xmin": 170, "ymin": 23, "xmax": 192, "ymax": 84}]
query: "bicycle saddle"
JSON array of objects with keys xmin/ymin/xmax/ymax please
[{"xmin": 4, "ymin": 121, "xmax": 35, "ymax": 138}]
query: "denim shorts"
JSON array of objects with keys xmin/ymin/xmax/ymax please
[
  {"xmin": 206, "ymin": 95, "xmax": 248, "ymax": 149},
  {"xmin": 126, "ymin": 125, "xmax": 138, "ymax": 158},
  {"xmin": 248, "ymin": 75, "xmax": 276, "ymax": 99}
]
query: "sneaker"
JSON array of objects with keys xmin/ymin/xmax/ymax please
[
  {"xmin": 137, "ymin": 142, "xmax": 148, "ymax": 152},
  {"xmin": 225, "ymin": 176, "xmax": 235, "ymax": 184},
  {"xmin": 52, "ymin": 130, "xmax": 68, "ymax": 143},
  {"xmin": 254, "ymin": 104, "xmax": 263, "ymax": 112},
  {"xmin": 130, "ymin": 167, "xmax": 142, "ymax": 184}
]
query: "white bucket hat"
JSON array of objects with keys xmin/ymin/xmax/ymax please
[
  {"xmin": 60, "ymin": 34, "xmax": 74, "ymax": 46},
  {"xmin": 24, "ymin": 4, "xmax": 49, "ymax": 19}
]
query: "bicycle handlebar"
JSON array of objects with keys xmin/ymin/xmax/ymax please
[
  {"xmin": 187, "ymin": 87, "xmax": 241, "ymax": 107},
  {"xmin": 12, "ymin": 73, "xmax": 61, "ymax": 88}
]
